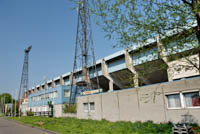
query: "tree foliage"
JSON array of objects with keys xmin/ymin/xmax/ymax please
[
  {"xmin": 89, "ymin": 0, "xmax": 200, "ymax": 76},
  {"xmin": 92, "ymin": 0, "xmax": 199, "ymax": 46},
  {"xmin": 69, "ymin": 0, "xmax": 200, "ymax": 87},
  {"xmin": 0, "ymin": 93, "xmax": 12, "ymax": 104}
]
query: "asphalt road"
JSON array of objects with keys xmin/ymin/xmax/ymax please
[{"xmin": 0, "ymin": 117, "xmax": 53, "ymax": 134}]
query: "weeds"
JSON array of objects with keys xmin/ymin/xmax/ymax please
[{"xmin": 9, "ymin": 117, "xmax": 200, "ymax": 134}]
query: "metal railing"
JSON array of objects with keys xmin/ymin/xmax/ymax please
[{"xmin": 33, "ymin": 111, "xmax": 52, "ymax": 117}]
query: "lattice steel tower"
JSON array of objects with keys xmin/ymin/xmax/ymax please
[
  {"xmin": 18, "ymin": 46, "xmax": 32, "ymax": 106},
  {"xmin": 69, "ymin": 0, "xmax": 100, "ymax": 104}
]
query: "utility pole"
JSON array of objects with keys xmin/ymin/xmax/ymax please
[{"xmin": 18, "ymin": 46, "xmax": 32, "ymax": 117}]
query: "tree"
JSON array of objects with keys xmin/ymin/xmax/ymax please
[
  {"xmin": 93, "ymin": 1, "xmax": 196, "ymax": 40},
  {"xmin": 79, "ymin": 0, "xmax": 200, "ymax": 86},
  {"xmin": 0, "ymin": 93, "xmax": 18, "ymax": 115},
  {"xmin": 0, "ymin": 93, "xmax": 12, "ymax": 104},
  {"xmin": 89, "ymin": 0, "xmax": 200, "ymax": 71}
]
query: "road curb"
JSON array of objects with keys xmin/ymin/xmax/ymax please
[{"xmin": 4, "ymin": 117, "xmax": 60, "ymax": 134}]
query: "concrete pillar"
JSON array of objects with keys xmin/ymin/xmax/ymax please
[
  {"xmin": 124, "ymin": 49, "xmax": 139, "ymax": 87},
  {"xmin": 69, "ymin": 72, "xmax": 74, "ymax": 85},
  {"xmin": 24, "ymin": 91, "xmax": 28, "ymax": 98},
  {"xmin": 101, "ymin": 59, "xmax": 123, "ymax": 91},
  {"xmin": 156, "ymin": 35, "xmax": 172, "ymax": 81},
  {"xmin": 39, "ymin": 85, "xmax": 43, "ymax": 91},
  {"xmin": 34, "ymin": 87, "xmax": 37, "ymax": 93},
  {"xmin": 60, "ymin": 76, "xmax": 64, "ymax": 86},
  {"xmin": 45, "ymin": 82, "xmax": 48, "ymax": 90},
  {"xmin": 51, "ymin": 79, "xmax": 56, "ymax": 88},
  {"xmin": 156, "ymin": 35, "xmax": 168, "ymax": 63},
  {"xmin": 109, "ymin": 81, "xmax": 114, "ymax": 92},
  {"xmin": 124, "ymin": 48, "xmax": 152, "ymax": 86}
]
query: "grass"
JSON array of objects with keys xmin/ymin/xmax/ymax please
[
  {"xmin": 0, "ymin": 113, "xmax": 4, "ymax": 117},
  {"xmin": 9, "ymin": 116, "xmax": 200, "ymax": 134}
]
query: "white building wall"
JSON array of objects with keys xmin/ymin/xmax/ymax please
[{"xmin": 168, "ymin": 54, "xmax": 199, "ymax": 81}]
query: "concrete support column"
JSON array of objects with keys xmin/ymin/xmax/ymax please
[
  {"xmin": 51, "ymin": 79, "xmax": 56, "ymax": 88},
  {"xmin": 109, "ymin": 81, "xmax": 114, "ymax": 92},
  {"xmin": 124, "ymin": 49, "xmax": 152, "ymax": 86},
  {"xmin": 101, "ymin": 59, "xmax": 123, "ymax": 91},
  {"xmin": 39, "ymin": 85, "xmax": 43, "ymax": 91},
  {"xmin": 156, "ymin": 35, "xmax": 168, "ymax": 63},
  {"xmin": 124, "ymin": 49, "xmax": 139, "ymax": 87},
  {"xmin": 24, "ymin": 91, "xmax": 28, "ymax": 98},
  {"xmin": 101, "ymin": 59, "xmax": 113, "ymax": 91},
  {"xmin": 69, "ymin": 72, "xmax": 74, "ymax": 85},
  {"xmin": 60, "ymin": 76, "xmax": 64, "ymax": 86},
  {"xmin": 34, "ymin": 87, "xmax": 37, "ymax": 93},
  {"xmin": 156, "ymin": 36, "xmax": 172, "ymax": 81},
  {"xmin": 45, "ymin": 82, "xmax": 48, "ymax": 90}
]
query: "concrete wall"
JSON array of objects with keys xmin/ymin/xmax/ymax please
[
  {"xmin": 167, "ymin": 54, "xmax": 200, "ymax": 81},
  {"xmin": 62, "ymin": 113, "xmax": 77, "ymax": 118},
  {"xmin": 54, "ymin": 104, "xmax": 63, "ymax": 117},
  {"xmin": 77, "ymin": 77, "xmax": 200, "ymax": 124},
  {"xmin": 54, "ymin": 104, "xmax": 77, "ymax": 117}
]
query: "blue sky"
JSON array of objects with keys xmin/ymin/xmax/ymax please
[{"xmin": 0, "ymin": 0, "xmax": 121, "ymax": 96}]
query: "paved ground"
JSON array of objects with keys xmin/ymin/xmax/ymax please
[{"xmin": 0, "ymin": 117, "xmax": 53, "ymax": 134}]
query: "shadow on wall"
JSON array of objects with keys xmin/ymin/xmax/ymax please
[{"xmin": 180, "ymin": 112, "xmax": 198, "ymax": 124}]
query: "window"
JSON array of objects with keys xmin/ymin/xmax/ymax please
[
  {"xmin": 45, "ymin": 93, "xmax": 49, "ymax": 99},
  {"xmin": 183, "ymin": 92, "xmax": 200, "ymax": 107},
  {"xmin": 83, "ymin": 103, "xmax": 89, "ymax": 112},
  {"xmin": 83, "ymin": 102, "xmax": 95, "ymax": 112},
  {"xmin": 49, "ymin": 92, "xmax": 53, "ymax": 98},
  {"xmin": 52, "ymin": 92, "xmax": 55, "ymax": 98},
  {"xmin": 41, "ymin": 94, "xmax": 45, "ymax": 100},
  {"xmin": 90, "ymin": 102, "xmax": 95, "ymax": 111},
  {"xmin": 54, "ymin": 91, "xmax": 58, "ymax": 98},
  {"xmin": 64, "ymin": 90, "xmax": 70, "ymax": 97},
  {"xmin": 44, "ymin": 106, "xmax": 49, "ymax": 112},
  {"xmin": 167, "ymin": 94, "xmax": 181, "ymax": 108}
]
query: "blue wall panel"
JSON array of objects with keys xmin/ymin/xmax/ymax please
[
  {"xmin": 165, "ymin": 34, "xmax": 197, "ymax": 56},
  {"xmin": 108, "ymin": 58, "xmax": 126, "ymax": 73},
  {"xmin": 132, "ymin": 47, "xmax": 158, "ymax": 66},
  {"xmin": 89, "ymin": 66, "xmax": 102, "ymax": 78},
  {"xmin": 28, "ymin": 86, "xmax": 76, "ymax": 107},
  {"xmin": 64, "ymin": 78, "xmax": 70, "ymax": 85}
]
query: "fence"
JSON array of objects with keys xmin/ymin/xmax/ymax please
[{"xmin": 33, "ymin": 111, "xmax": 52, "ymax": 117}]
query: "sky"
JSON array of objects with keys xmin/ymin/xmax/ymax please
[{"xmin": 0, "ymin": 0, "xmax": 121, "ymax": 97}]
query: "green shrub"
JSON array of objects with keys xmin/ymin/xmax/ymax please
[
  {"xmin": 63, "ymin": 103, "xmax": 77, "ymax": 113},
  {"xmin": 26, "ymin": 111, "xmax": 34, "ymax": 116}
]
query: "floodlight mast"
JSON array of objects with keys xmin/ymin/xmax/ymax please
[
  {"xmin": 69, "ymin": 0, "xmax": 100, "ymax": 105},
  {"xmin": 18, "ymin": 45, "xmax": 32, "ymax": 116}
]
